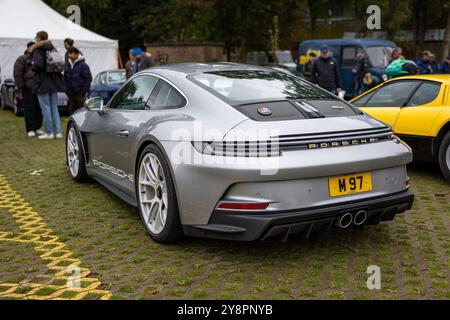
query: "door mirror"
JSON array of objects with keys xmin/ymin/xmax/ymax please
[{"xmin": 85, "ymin": 96, "xmax": 104, "ymax": 114}]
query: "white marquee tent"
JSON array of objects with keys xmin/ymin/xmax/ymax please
[{"xmin": 0, "ymin": 0, "xmax": 119, "ymax": 81}]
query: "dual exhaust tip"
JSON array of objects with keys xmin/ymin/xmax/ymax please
[{"xmin": 336, "ymin": 210, "xmax": 368, "ymax": 229}]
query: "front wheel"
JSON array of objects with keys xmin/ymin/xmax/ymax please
[
  {"xmin": 438, "ymin": 132, "xmax": 450, "ymax": 182},
  {"xmin": 66, "ymin": 124, "xmax": 88, "ymax": 182},
  {"xmin": 136, "ymin": 144, "xmax": 183, "ymax": 243}
]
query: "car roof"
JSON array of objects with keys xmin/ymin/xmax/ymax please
[
  {"xmin": 381, "ymin": 74, "xmax": 450, "ymax": 84},
  {"xmin": 147, "ymin": 63, "xmax": 269, "ymax": 76},
  {"xmin": 300, "ymin": 38, "xmax": 396, "ymax": 47},
  {"xmin": 99, "ymin": 69, "xmax": 125, "ymax": 73}
]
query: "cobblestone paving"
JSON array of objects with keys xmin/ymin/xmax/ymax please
[{"xmin": 0, "ymin": 110, "xmax": 448, "ymax": 299}]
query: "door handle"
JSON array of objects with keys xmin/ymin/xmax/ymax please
[{"xmin": 117, "ymin": 130, "xmax": 129, "ymax": 137}]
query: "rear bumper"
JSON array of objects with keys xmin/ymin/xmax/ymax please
[{"xmin": 183, "ymin": 190, "xmax": 414, "ymax": 241}]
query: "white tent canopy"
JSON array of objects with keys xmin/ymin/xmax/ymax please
[{"xmin": 0, "ymin": 0, "xmax": 119, "ymax": 81}]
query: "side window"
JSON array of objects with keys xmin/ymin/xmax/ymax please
[
  {"xmin": 147, "ymin": 81, "xmax": 187, "ymax": 110},
  {"xmin": 365, "ymin": 81, "xmax": 420, "ymax": 107},
  {"xmin": 351, "ymin": 92, "xmax": 373, "ymax": 107},
  {"xmin": 109, "ymin": 75, "xmax": 158, "ymax": 110},
  {"xmin": 342, "ymin": 47, "xmax": 365, "ymax": 68},
  {"xmin": 407, "ymin": 82, "xmax": 441, "ymax": 106},
  {"xmin": 99, "ymin": 73, "xmax": 107, "ymax": 85},
  {"xmin": 342, "ymin": 47, "xmax": 356, "ymax": 67}
]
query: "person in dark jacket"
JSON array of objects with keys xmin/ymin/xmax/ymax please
[
  {"xmin": 64, "ymin": 47, "xmax": 93, "ymax": 114},
  {"xmin": 352, "ymin": 53, "xmax": 370, "ymax": 96},
  {"xmin": 13, "ymin": 42, "xmax": 43, "ymax": 137},
  {"xmin": 301, "ymin": 52, "xmax": 317, "ymax": 82},
  {"xmin": 131, "ymin": 48, "xmax": 154, "ymax": 75},
  {"xmin": 439, "ymin": 56, "xmax": 450, "ymax": 74},
  {"xmin": 311, "ymin": 45, "xmax": 342, "ymax": 94},
  {"xmin": 29, "ymin": 31, "xmax": 65, "ymax": 139}
]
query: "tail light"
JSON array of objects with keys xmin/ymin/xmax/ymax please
[{"xmin": 217, "ymin": 202, "xmax": 270, "ymax": 211}]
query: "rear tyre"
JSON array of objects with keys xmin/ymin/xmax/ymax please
[
  {"xmin": 438, "ymin": 132, "xmax": 450, "ymax": 182},
  {"xmin": 66, "ymin": 124, "xmax": 88, "ymax": 182},
  {"xmin": 136, "ymin": 144, "xmax": 183, "ymax": 244}
]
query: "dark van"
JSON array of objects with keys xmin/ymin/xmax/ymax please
[{"xmin": 298, "ymin": 39, "xmax": 397, "ymax": 98}]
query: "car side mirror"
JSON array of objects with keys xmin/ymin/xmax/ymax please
[{"xmin": 85, "ymin": 96, "xmax": 105, "ymax": 114}]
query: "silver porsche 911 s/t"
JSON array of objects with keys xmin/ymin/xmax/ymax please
[{"xmin": 66, "ymin": 63, "xmax": 414, "ymax": 243}]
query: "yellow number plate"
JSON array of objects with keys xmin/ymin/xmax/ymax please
[{"xmin": 329, "ymin": 172, "xmax": 372, "ymax": 197}]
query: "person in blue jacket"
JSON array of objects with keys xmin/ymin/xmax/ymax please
[
  {"xmin": 439, "ymin": 56, "xmax": 450, "ymax": 74},
  {"xmin": 64, "ymin": 47, "xmax": 93, "ymax": 114},
  {"xmin": 416, "ymin": 51, "xmax": 434, "ymax": 74}
]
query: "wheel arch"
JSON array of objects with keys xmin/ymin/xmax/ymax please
[
  {"xmin": 66, "ymin": 120, "xmax": 90, "ymax": 167},
  {"xmin": 434, "ymin": 121, "xmax": 450, "ymax": 156},
  {"xmin": 134, "ymin": 137, "xmax": 183, "ymax": 219}
]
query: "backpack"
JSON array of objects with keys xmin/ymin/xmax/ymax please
[
  {"xmin": 385, "ymin": 59, "xmax": 407, "ymax": 78},
  {"xmin": 45, "ymin": 48, "xmax": 64, "ymax": 73}
]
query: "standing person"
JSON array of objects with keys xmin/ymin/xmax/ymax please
[
  {"xmin": 416, "ymin": 51, "xmax": 433, "ymax": 74},
  {"xmin": 125, "ymin": 49, "xmax": 135, "ymax": 80},
  {"xmin": 131, "ymin": 48, "xmax": 153, "ymax": 75},
  {"xmin": 386, "ymin": 48, "xmax": 407, "ymax": 79},
  {"xmin": 390, "ymin": 47, "xmax": 403, "ymax": 62},
  {"xmin": 352, "ymin": 53, "xmax": 370, "ymax": 96},
  {"xmin": 430, "ymin": 53, "xmax": 439, "ymax": 73},
  {"xmin": 29, "ymin": 31, "xmax": 65, "ymax": 140},
  {"xmin": 439, "ymin": 56, "xmax": 450, "ymax": 74},
  {"xmin": 301, "ymin": 51, "xmax": 317, "ymax": 82},
  {"xmin": 63, "ymin": 38, "xmax": 74, "ymax": 64},
  {"xmin": 311, "ymin": 45, "xmax": 342, "ymax": 94},
  {"xmin": 13, "ymin": 41, "xmax": 43, "ymax": 137},
  {"xmin": 64, "ymin": 47, "xmax": 92, "ymax": 115}
]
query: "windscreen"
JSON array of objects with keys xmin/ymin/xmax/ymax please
[
  {"xmin": 366, "ymin": 46, "xmax": 394, "ymax": 68},
  {"xmin": 108, "ymin": 71, "xmax": 126, "ymax": 84},
  {"xmin": 191, "ymin": 70, "xmax": 335, "ymax": 103}
]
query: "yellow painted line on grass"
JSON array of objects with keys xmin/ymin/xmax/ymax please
[{"xmin": 0, "ymin": 174, "xmax": 111, "ymax": 300}]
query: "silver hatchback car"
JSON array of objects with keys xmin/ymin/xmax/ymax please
[{"xmin": 66, "ymin": 63, "xmax": 414, "ymax": 243}]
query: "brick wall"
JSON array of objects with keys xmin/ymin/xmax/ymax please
[{"xmin": 145, "ymin": 42, "xmax": 225, "ymax": 65}]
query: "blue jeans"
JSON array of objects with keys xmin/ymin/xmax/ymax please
[{"xmin": 37, "ymin": 93, "xmax": 61, "ymax": 135}]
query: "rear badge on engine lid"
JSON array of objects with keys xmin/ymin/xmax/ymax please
[{"xmin": 257, "ymin": 105, "xmax": 272, "ymax": 116}]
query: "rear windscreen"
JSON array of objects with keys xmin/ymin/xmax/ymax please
[{"xmin": 190, "ymin": 70, "xmax": 335, "ymax": 104}]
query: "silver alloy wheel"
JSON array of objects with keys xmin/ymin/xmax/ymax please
[
  {"xmin": 67, "ymin": 127, "xmax": 80, "ymax": 177},
  {"xmin": 446, "ymin": 143, "xmax": 450, "ymax": 171},
  {"xmin": 138, "ymin": 153, "xmax": 168, "ymax": 235}
]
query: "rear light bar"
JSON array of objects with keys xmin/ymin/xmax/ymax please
[
  {"xmin": 217, "ymin": 202, "xmax": 270, "ymax": 211},
  {"xmin": 192, "ymin": 141, "xmax": 281, "ymax": 158}
]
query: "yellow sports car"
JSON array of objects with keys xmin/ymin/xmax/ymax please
[{"xmin": 351, "ymin": 75, "xmax": 450, "ymax": 182}]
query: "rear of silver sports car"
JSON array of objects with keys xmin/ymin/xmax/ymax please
[
  {"xmin": 159, "ymin": 68, "xmax": 414, "ymax": 241},
  {"xmin": 165, "ymin": 103, "xmax": 413, "ymax": 242}
]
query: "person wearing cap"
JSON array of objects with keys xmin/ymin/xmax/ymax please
[
  {"xmin": 131, "ymin": 47, "xmax": 154, "ymax": 76},
  {"xmin": 416, "ymin": 51, "xmax": 434, "ymax": 74},
  {"xmin": 311, "ymin": 44, "xmax": 342, "ymax": 94},
  {"xmin": 64, "ymin": 47, "xmax": 92, "ymax": 114},
  {"xmin": 13, "ymin": 41, "xmax": 43, "ymax": 137}
]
